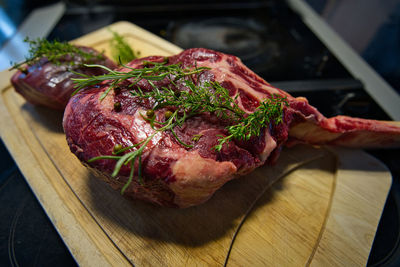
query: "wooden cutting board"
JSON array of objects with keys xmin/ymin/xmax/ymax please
[{"xmin": 0, "ymin": 21, "xmax": 392, "ymax": 266}]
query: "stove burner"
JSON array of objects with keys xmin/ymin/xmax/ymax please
[
  {"xmin": 169, "ymin": 18, "xmax": 272, "ymax": 59},
  {"xmin": 167, "ymin": 17, "xmax": 281, "ymax": 75}
]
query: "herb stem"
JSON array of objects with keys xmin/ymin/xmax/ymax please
[{"xmin": 10, "ymin": 37, "xmax": 104, "ymax": 70}]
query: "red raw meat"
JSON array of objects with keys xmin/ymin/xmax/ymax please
[
  {"xmin": 11, "ymin": 46, "xmax": 117, "ymax": 110},
  {"xmin": 63, "ymin": 48, "xmax": 400, "ymax": 208}
]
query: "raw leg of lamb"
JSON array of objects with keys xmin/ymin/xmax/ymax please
[
  {"xmin": 11, "ymin": 46, "xmax": 117, "ymax": 110},
  {"xmin": 63, "ymin": 48, "xmax": 400, "ymax": 208}
]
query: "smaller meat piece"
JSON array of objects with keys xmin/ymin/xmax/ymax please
[{"xmin": 11, "ymin": 46, "xmax": 117, "ymax": 110}]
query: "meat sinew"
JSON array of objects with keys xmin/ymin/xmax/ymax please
[
  {"xmin": 63, "ymin": 48, "xmax": 400, "ymax": 208},
  {"xmin": 11, "ymin": 46, "xmax": 117, "ymax": 110}
]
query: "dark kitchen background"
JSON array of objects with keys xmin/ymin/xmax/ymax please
[{"xmin": 0, "ymin": 0, "xmax": 399, "ymax": 266}]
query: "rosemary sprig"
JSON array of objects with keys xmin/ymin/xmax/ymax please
[
  {"xmin": 10, "ymin": 37, "xmax": 104, "ymax": 71},
  {"xmin": 71, "ymin": 61, "xmax": 210, "ymax": 99},
  {"xmin": 109, "ymin": 29, "xmax": 140, "ymax": 64},
  {"xmin": 73, "ymin": 62, "xmax": 287, "ymax": 191},
  {"xmin": 131, "ymin": 79, "xmax": 244, "ymax": 122},
  {"xmin": 214, "ymin": 94, "xmax": 288, "ymax": 151}
]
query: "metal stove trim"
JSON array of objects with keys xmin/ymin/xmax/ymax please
[{"xmin": 287, "ymin": 0, "xmax": 400, "ymax": 120}]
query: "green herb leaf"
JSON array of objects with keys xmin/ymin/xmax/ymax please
[
  {"xmin": 10, "ymin": 37, "xmax": 104, "ymax": 70},
  {"xmin": 109, "ymin": 29, "xmax": 140, "ymax": 64},
  {"xmin": 214, "ymin": 94, "xmax": 288, "ymax": 151}
]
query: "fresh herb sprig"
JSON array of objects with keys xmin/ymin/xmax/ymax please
[
  {"xmin": 109, "ymin": 29, "xmax": 140, "ymax": 64},
  {"xmin": 214, "ymin": 95, "xmax": 288, "ymax": 151},
  {"xmin": 10, "ymin": 37, "xmax": 104, "ymax": 71},
  {"xmin": 73, "ymin": 62, "xmax": 287, "ymax": 191},
  {"xmin": 131, "ymin": 79, "xmax": 244, "ymax": 123},
  {"xmin": 71, "ymin": 61, "xmax": 210, "ymax": 100}
]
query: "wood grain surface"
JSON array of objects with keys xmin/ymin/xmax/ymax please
[{"xmin": 0, "ymin": 21, "xmax": 392, "ymax": 266}]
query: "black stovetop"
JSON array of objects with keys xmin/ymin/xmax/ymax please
[
  {"xmin": 1, "ymin": 1, "xmax": 399, "ymax": 266},
  {"xmin": 54, "ymin": 0, "xmax": 354, "ymax": 82}
]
